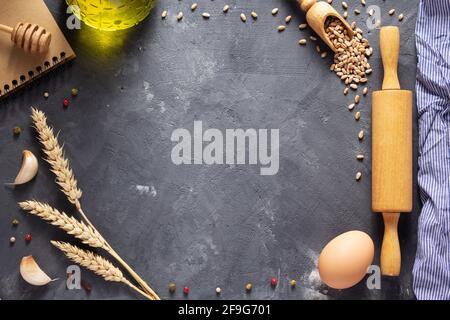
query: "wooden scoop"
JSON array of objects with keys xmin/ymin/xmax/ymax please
[
  {"xmin": 372, "ymin": 26, "xmax": 412, "ymax": 276},
  {"xmin": 297, "ymin": 0, "xmax": 353, "ymax": 52},
  {"xmin": 0, "ymin": 22, "xmax": 51, "ymax": 53}
]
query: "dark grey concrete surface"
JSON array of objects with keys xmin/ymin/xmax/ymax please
[{"xmin": 0, "ymin": 0, "xmax": 419, "ymax": 300}]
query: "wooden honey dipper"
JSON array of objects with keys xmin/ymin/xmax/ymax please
[
  {"xmin": 0, "ymin": 22, "xmax": 51, "ymax": 53},
  {"xmin": 297, "ymin": 0, "xmax": 353, "ymax": 52}
]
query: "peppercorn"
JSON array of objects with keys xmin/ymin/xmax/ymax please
[
  {"xmin": 10, "ymin": 236, "xmax": 16, "ymax": 244},
  {"xmin": 71, "ymin": 88, "xmax": 79, "ymax": 97},
  {"xmin": 183, "ymin": 286, "xmax": 190, "ymax": 295},
  {"xmin": 245, "ymin": 283, "xmax": 252, "ymax": 292},
  {"xmin": 43, "ymin": 91, "xmax": 49, "ymax": 99},
  {"xmin": 12, "ymin": 126, "xmax": 22, "ymax": 135},
  {"xmin": 25, "ymin": 233, "xmax": 32, "ymax": 242},
  {"xmin": 290, "ymin": 279, "xmax": 297, "ymax": 288},
  {"xmin": 63, "ymin": 98, "xmax": 70, "ymax": 107},
  {"xmin": 12, "ymin": 219, "xmax": 19, "ymax": 226},
  {"xmin": 270, "ymin": 277, "xmax": 278, "ymax": 287},
  {"xmin": 168, "ymin": 283, "xmax": 176, "ymax": 294}
]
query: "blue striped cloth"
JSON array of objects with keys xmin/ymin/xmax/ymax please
[{"xmin": 413, "ymin": 0, "xmax": 450, "ymax": 300}]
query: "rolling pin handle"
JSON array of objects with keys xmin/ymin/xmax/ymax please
[
  {"xmin": 381, "ymin": 212, "xmax": 401, "ymax": 276},
  {"xmin": 380, "ymin": 26, "xmax": 401, "ymax": 90},
  {"xmin": 297, "ymin": 0, "xmax": 316, "ymax": 12},
  {"xmin": 0, "ymin": 24, "xmax": 14, "ymax": 34}
]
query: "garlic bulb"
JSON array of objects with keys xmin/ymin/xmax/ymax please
[
  {"xmin": 10, "ymin": 150, "xmax": 38, "ymax": 185},
  {"xmin": 20, "ymin": 256, "xmax": 53, "ymax": 286}
]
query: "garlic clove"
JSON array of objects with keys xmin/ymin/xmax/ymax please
[
  {"xmin": 8, "ymin": 150, "xmax": 38, "ymax": 185},
  {"xmin": 20, "ymin": 256, "xmax": 53, "ymax": 286}
]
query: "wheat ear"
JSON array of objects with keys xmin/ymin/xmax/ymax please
[
  {"xmin": 30, "ymin": 107, "xmax": 160, "ymax": 300},
  {"xmin": 51, "ymin": 241, "xmax": 154, "ymax": 300},
  {"xmin": 19, "ymin": 201, "xmax": 109, "ymax": 250}
]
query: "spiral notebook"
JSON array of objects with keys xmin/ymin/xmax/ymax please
[{"xmin": 0, "ymin": 0, "xmax": 75, "ymax": 99}]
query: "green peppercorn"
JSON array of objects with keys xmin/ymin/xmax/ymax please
[
  {"xmin": 168, "ymin": 282, "xmax": 176, "ymax": 294},
  {"xmin": 12, "ymin": 219, "xmax": 19, "ymax": 226},
  {"xmin": 71, "ymin": 88, "xmax": 79, "ymax": 97},
  {"xmin": 12, "ymin": 126, "xmax": 22, "ymax": 135}
]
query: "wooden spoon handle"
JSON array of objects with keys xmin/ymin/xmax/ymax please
[
  {"xmin": 381, "ymin": 212, "xmax": 401, "ymax": 276},
  {"xmin": 297, "ymin": 0, "xmax": 317, "ymax": 12},
  {"xmin": 380, "ymin": 26, "xmax": 401, "ymax": 90}
]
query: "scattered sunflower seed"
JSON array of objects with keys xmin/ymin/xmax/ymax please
[
  {"xmin": 299, "ymin": 23, "xmax": 308, "ymax": 30},
  {"xmin": 285, "ymin": 15, "xmax": 292, "ymax": 23},
  {"xmin": 344, "ymin": 87, "xmax": 349, "ymax": 95},
  {"xmin": 299, "ymin": 39, "xmax": 307, "ymax": 45},
  {"xmin": 251, "ymin": 12, "xmax": 258, "ymax": 19},
  {"xmin": 398, "ymin": 14, "xmax": 404, "ymax": 21},
  {"xmin": 350, "ymin": 83, "xmax": 358, "ymax": 90},
  {"xmin": 356, "ymin": 172, "xmax": 362, "ymax": 181},
  {"xmin": 310, "ymin": 35, "xmax": 317, "ymax": 41},
  {"xmin": 202, "ymin": 12, "xmax": 211, "ymax": 19},
  {"xmin": 358, "ymin": 130, "xmax": 365, "ymax": 140},
  {"xmin": 355, "ymin": 111, "xmax": 361, "ymax": 120},
  {"xmin": 363, "ymin": 87, "xmax": 368, "ymax": 95},
  {"xmin": 277, "ymin": 25, "xmax": 286, "ymax": 32},
  {"xmin": 191, "ymin": 3, "xmax": 198, "ymax": 11},
  {"xmin": 355, "ymin": 95, "xmax": 361, "ymax": 104},
  {"xmin": 327, "ymin": 0, "xmax": 333, "ymax": 4},
  {"xmin": 321, "ymin": 52, "xmax": 327, "ymax": 58},
  {"xmin": 315, "ymin": 45, "xmax": 321, "ymax": 53},
  {"xmin": 369, "ymin": 8, "xmax": 375, "ymax": 16},
  {"xmin": 161, "ymin": 10, "xmax": 168, "ymax": 19},
  {"xmin": 357, "ymin": 154, "xmax": 365, "ymax": 160},
  {"xmin": 354, "ymin": 9, "xmax": 360, "ymax": 15},
  {"xmin": 176, "ymin": 12, "xmax": 183, "ymax": 21},
  {"xmin": 342, "ymin": 1, "xmax": 348, "ymax": 9},
  {"xmin": 240, "ymin": 13, "xmax": 247, "ymax": 22},
  {"xmin": 361, "ymin": 0, "xmax": 366, "ymax": 6},
  {"xmin": 389, "ymin": 9, "xmax": 395, "ymax": 16},
  {"xmin": 348, "ymin": 103, "xmax": 355, "ymax": 111},
  {"xmin": 272, "ymin": 8, "xmax": 279, "ymax": 16},
  {"xmin": 223, "ymin": 5, "xmax": 230, "ymax": 13},
  {"xmin": 343, "ymin": 11, "xmax": 348, "ymax": 19}
]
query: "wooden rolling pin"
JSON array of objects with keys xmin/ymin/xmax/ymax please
[
  {"xmin": 0, "ymin": 22, "xmax": 51, "ymax": 53},
  {"xmin": 372, "ymin": 26, "xmax": 412, "ymax": 276},
  {"xmin": 297, "ymin": 0, "xmax": 353, "ymax": 52}
]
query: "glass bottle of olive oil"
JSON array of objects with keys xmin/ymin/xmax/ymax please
[{"xmin": 66, "ymin": 0, "xmax": 155, "ymax": 31}]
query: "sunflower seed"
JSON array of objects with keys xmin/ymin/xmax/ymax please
[
  {"xmin": 161, "ymin": 10, "xmax": 168, "ymax": 19},
  {"xmin": 350, "ymin": 83, "xmax": 358, "ymax": 90},
  {"xmin": 315, "ymin": 45, "xmax": 321, "ymax": 53},
  {"xmin": 358, "ymin": 130, "xmax": 364, "ymax": 140},
  {"xmin": 369, "ymin": 8, "xmax": 375, "ymax": 16},
  {"xmin": 355, "ymin": 95, "xmax": 361, "ymax": 104},
  {"xmin": 361, "ymin": 0, "xmax": 366, "ymax": 6},
  {"xmin": 310, "ymin": 35, "xmax": 317, "ymax": 41},
  {"xmin": 251, "ymin": 12, "xmax": 258, "ymax": 19},
  {"xmin": 191, "ymin": 3, "xmax": 198, "ymax": 11},
  {"xmin": 357, "ymin": 154, "xmax": 364, "ymax": 160},
  {"xmin": 277, "ymin": 25, "xmax": 286, "ymax": 32},
  {"xmin": 343, "ymin": 11, "xmax": 348, "ymax": 19},
  {"xmin": 202, "ymin": 12, "xmax": 210, "ymax": 19},
  {"xmin": 299, "ymin": 23, "xmax": 308, "ymax": 30},
  {"xmin": 327, "ymin": 0, "xmax": 333, "ymax": 3},
  {"xmin": 389, "ymin": 9, "xmax": 395, "ymax": 16},
  {"xmin": 342, "ymin": 1, "xmax": 348, "ymax": 9},
  {"xmin": 321, "ymin": 52, "xmax": 328, "ymax": 58},
  {"xmin": 354, "ymin": 9, "xmax": 360, "ymax": 15},
  {"xmin": 272, "ymin": 8, "xmax": 279, "ymax": 15},
  {"xmin": 299, "ymin": 39, "xmax": 307, "ymax": 45},
  {"xmin": 355, "ymin": 111, "xmax": 361, "ymax": 120},
  {"xmin": 363, "ymin": 87, "xmax": 368, "ymax": 95},
  {"xmin": 285, "ymin": 15, "xmax": 292, "ymax": 23},
  {"xmin": 240, "ymin": 13, "xmax": 247, "ymax": 22},
  {"xmin": 356, "ymin": 172, "xmax": 362, "ymax": 181},
  {"xmin": 176, "ymin": 12, "xmax": 183, "ymax": 21},
  {"xmin": 398, "ymin": 13, "xmax": 404, "ymax": 21},
  {"xmin": 344, "ymin": 87, "xmax": 349, "ymax": 95},
  {"xmin": 223, "ymin": 5, "xmax": 230, "ymax": 13},
  {"xmin": 348, "ymin": 103, "xmax": 355, "ymax": 111}
]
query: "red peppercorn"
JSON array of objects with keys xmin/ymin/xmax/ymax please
[
  {"xmin": 270, "ymin": 277, "xmax": 278, "ymax": 287},
  {"xmin": 183, "ymin": 286, "xmax": 190, "ymax": 295},
  {"xmin": 63, "ymin": 98, "xmax": 70, "ymax": 107},
  {"xmin": 25, "ymin": 233, "xmax": 32, "ymax": 242}
]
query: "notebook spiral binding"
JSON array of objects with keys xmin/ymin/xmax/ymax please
[{"xmin": 0, "ymin": 51, "xmax": 67, "ymax": 98}]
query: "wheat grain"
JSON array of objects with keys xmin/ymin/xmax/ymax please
[
  {"xmin": 31, "ymin": 108, "xmax": 82, "ymax": 210},
  {"xmin": 19, "ymin": 201, "xmax": 107, "ymax": 249}
]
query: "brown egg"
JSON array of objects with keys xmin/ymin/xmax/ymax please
[{"xmin": 318, "ymin": 230, "xmax": 374, "ymax": 289}]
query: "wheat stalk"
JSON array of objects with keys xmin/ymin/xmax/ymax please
[
  {"xmin": 51, "ymin": 241, "xmax": 154, "ymax": 300},
  {"xmin": 19, "ymin": 200, "xmax": 108, "ymax": 249},
  {"xmin": 29, "ymin": 107, "xmax": 160, "ymax": 300},
  {"xmin": 31, "ymin": 107, "xmax": 83, "ymax": 211}
]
